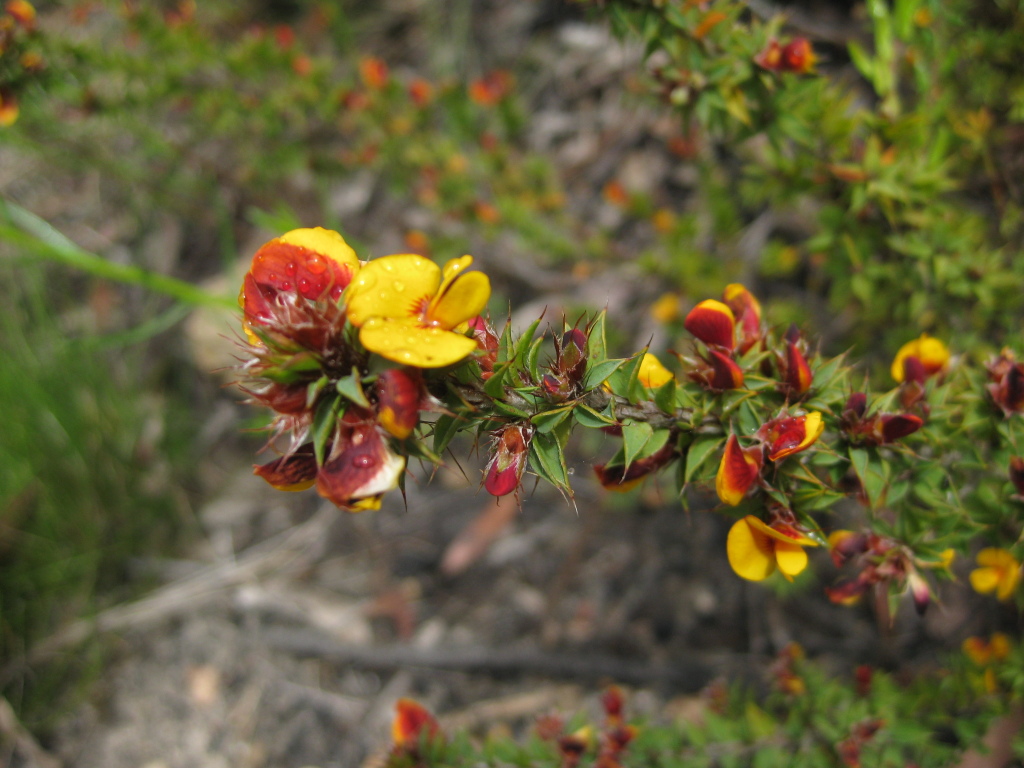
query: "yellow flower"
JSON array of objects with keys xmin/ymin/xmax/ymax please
[
  {"xmin": 969, "ymin": 548, "xmax": 1021, "ymax": 601},
  {"xmin": 727, "ymin": 515, "xmax": 818, "ymax": 582},
  {"xmin": 649, "ymin": 292, "xmax": 681, "ymax": 324},
  {"xmin": 638, "ymin": 352, "xmax": 674, "ymax": 388},
  {"xmin": 346, "ymin": 254, "xmax": 490, "ymax": 368},
  {"xmin": 891, "ymin": 334, "xmax": 950, "ymax": 382}
]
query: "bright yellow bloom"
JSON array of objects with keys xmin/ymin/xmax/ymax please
[
  {"xmin": 963, "ymin": 633, "xmax": 1011, "ymax": 666},
  {"xmin": 638, "ymin": 352, "xmax": 674, "ymax": 388},
  {"xmin": 649, "ymin": 292, "xmax": 681, "ymax": 324},
  {"xmin": 969, "ymin": 548, "xmax": 1021, "ymax": 601},
  {"xmin": 727, "ymin": 515, "xmax": 818, "ymax": 582},
  {"xmin": 891, "ymin": 334, "xmax": 950, "ymax": 382},
  {"xmin": 346, "ymin": 254, "xmax": 490, "ymax": 368}
]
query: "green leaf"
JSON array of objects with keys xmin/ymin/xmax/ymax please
[
  {"xmin": 306, "ymin": 375, "xmax": 330, "ymax": 410},
  {"xmin": 336, "ymin": 368, "xmax": 371, "ymax": 408},
  {"xmin": 484, "ymin": 362, "xmax": 512, "ymax": 399},
  {"xmin": 432, "ymin": 414, "xmax": 462, "ymax": 455},
  {"xmin": 848, "ymin": 40, "xmax": 875, "ymax": 82},
  {"xmin": 585, "ymin": 357, "xmax": 628, "ymax": 392},
  {"xmin": 575, "ymin": 404, "xmax": 615, "ymax": 428},
  {"xmin": 588, "ymin": 310, "xmax": 608, "ymax": 362},
  {"xmin": 684, "ymin": 435, "xmax": 724, "ymax": 484},
  {"xmin": 312, "ymin": 394, "xmax": 342, "ymax": 466},
  {"xmin": 622, "ymin": 420, "xmax": 654, "ymax": 470},
  {"xmin": 529, "ymin": 431, "xmax": 571, "ymax": 492},
  {"xmin": 513, "ymin": 316, "xmax": 544, "ymax": 366},
  {"xmin": 525, "ymin": 335, "xmax": 545, "ymax": 383},
  {"xmin": 653, "ymin": 378, "xmax": 678, "ymax": 414},
  {"xmin": 532, "ymin": 405, "xmax": 574, "ymax": 434}
]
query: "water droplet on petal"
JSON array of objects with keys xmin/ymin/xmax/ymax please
[
  {"xmin": 279, "ymin": 281, "xmax": 292, "ymax": 291},
  {"xmin": 298, "ymin": 277, "xmax": 312, "ymax": 295},
  {"xmin": 285, "ymin": 262, "xmax": 297, "ymax": 276},
  {"xmin": 359, "ymin": 273, "xmax": 377, "ymax": 289},
  {"xmin": 394, "ymin": 281, "xmax": 405, "ymax": 292},
  {"xmin": 383, "ymin": 262, "xmax": 394, "ymax": 272},
  {"xmin": 352, "ymin": 453, "xmax": 377, "ymax": 469},
  {"xmin": 306, "ymin": 254, "xmax": 327, "ymax": 274}
]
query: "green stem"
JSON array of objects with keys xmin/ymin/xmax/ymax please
[{"xmin": 0, "ymin": 199, "xmax": 237, "ymax": 312}]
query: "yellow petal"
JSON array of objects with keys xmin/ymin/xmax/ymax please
[
  {"xmin": 639, "ymin": 353, "xmax": 674, "ymax": 388},
  {"xmin": 976, "ymin": 547, "xmax": 1018, "ymax": 569},
  {"xmin": 360, "ymin": 318, "xmax": 479, "ymax": 368},
  {"xmin": 428, "ymin": 269, "xmax": 491, "ymax": 328},
  {"xmin": 346, "ymin": 254, "xmax": 440, "ymax": 327},
  {"xmin": 969, "ymin": 567, "xmax": 1000, "ymax": 595},
  {"xmin": 278, "ymin": 227, "xmax": 360, "ymax": 270},
  {"xmin": 727, "ymin": 516, "xmax": 777, "ymax": 581},
  {"xmin": 996, "ymin": 565, "xmax": 1021, "ymax": 602},
  {"xmin": 774, "ymin": 541, "xmax": 809, "ymax": 580}
]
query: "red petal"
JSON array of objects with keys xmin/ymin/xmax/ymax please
[
  {"xmin": 392, "ymin": 698, "xmax": 440, "ymax": 747},
  {"xmin": 785, "ymin": 341, "xmax": 812, "ymax": 395},
  {"xmin": 249, "ymin": 240, "xmax": 354, "ymax": 304},
  {"xmin": 684, "ymin": 300, "xmax": 735, "ymax": 350},
  {"xmin": 878, "ymin": 413, "xmax": 923, "ymax": 443},
  {"xmin": 253, "ymin": 444, "xmax": 318, "ymax": 491},
  {"xmin": 708, "ymin": 349, "xmax": 745, "ymax": 389},
  {"xmin": 377, "ymin": 368, "xmax": 423, "ymax": 439}
]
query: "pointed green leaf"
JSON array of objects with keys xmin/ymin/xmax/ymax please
[
  {"xmin": 336, "ymin": 368, "xmax": 371, "ymax": 408},
  {"xmin": 312, "ymin": 394, "xmax": 342, "ymax": 466},
  {"xmin": 529, "ymin": 431, "xmax": 571, "ymax": 492},
  {"xmin": 622, "ymin": 420, "xmax": 654, "ymax": 470},
  {"xmin": 684, "ymin": 435, "xmax": 724, "ymax": 484},
  {"xmin": 584, "ymin": 357, "xmax": 627, "ymax": 392},
  {"xmin": 532, "ymin": 405, "xmax": 575, "ymax": 434},
  {"xmin": 574, "ymin": 404, "xmax": 616, "ymax": 428}
]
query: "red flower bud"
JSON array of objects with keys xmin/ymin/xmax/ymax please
[
  {"xmin": 755, "ymin": 39, "xmax": 783, "ymax": 70},
  {"xmin": 784, "ymin": 340, "xmax": 813, "ymax": 396},
  {"xmin": 469, "ymin": 315, "xmax": 499, "ymax": 379},
  {"xmin": 684, "ymin": 299, "xmax": 735, "ymax": 350},
  {"xmin": 876, "ymin": 413, "xmax": 923, "ymax": 443},
  {"xmin": 254, "ymin": 445, "xmax": 318, "ymax": 491},
  {"xmin": 484, "ymin": 425, "xmax": 533, "ymax": 497},
  {"xmin": 987, "ymin": 352, "xmax": 1024, "ymax": 416},
  {"xmin": 376, "ymin": 368, "xmax": 423, "ymax": 439},
  {"xmin": 781, "ymin": 38, "xmax": 815, "ymax": 74},
  {"xmin": 843, "ymin": 392, "xmax": 868, "ymax": 420}
]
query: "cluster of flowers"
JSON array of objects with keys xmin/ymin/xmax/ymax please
[
  {"xmin": 754, "ymin": 37, "xmax": 816, "ymax": 75},
  {"xmin": 240, "ymin": 228, "xmax": 491, "ymax": 511},
  {"xmin": 0, "ymin": 0, "xmax": 40, "ymax": 127},
  {"xmin": 388, "ymin": 687, "xmax": 636, "ymax": 768},
  {"xmin": 239, "ymin": 229, "xmax": 1024, "ymax": 606}
]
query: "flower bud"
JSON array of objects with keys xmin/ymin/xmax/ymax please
[
  {"xmin": 253, "ymin": 444, "xmax": 317, "ymax": 491},
  {"xmin": 484, "ymin": 425, "xmax": 533, "ymax": 497},
  {"xmin": 376, "ymin": 368, "xmax": 423, "ymax": 439},
  {"xmin": 684, "ymin": 299, "xmax": 735, "ymax": 350}
]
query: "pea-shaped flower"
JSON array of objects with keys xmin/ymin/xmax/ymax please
[
  {"xmin": 346, "ymin": 254, "xmax": 491, "ymax": 368},
  {"xmin": 727, "ymin": 515, "xmax": 818, "ymax": 581}
]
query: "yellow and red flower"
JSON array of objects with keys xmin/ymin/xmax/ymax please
[
  {"xmin": 715, "ymin": 434, "xmax": 763, "ymax": 506},
  {"xmin": 346, "ymin": 253, "xmax": 491, "ymax": 368},
  {"xmin": 684, "ymin": 299, "xmax": 735, "ymax": 351},
  {"xmin": 240, "ymin": 227, "xmax": 360, "ymax": 339},
  {"xmin": 722, "ymin": 283, "xmax": 763, "ymax": 353},
  {"xmin": 727, "ymin": 515, "xmax": 818, "ymax": 581},
  {"xmin": 891, "ymin": 334, "xmax": 950, "ymax": 383},
  {"xmin": 254, "ymin": 409, "xmax": 406, "ymax": 512},
  {"xmin": 758, "ymin": 411, "xmax": 824, "ymax": 461},
  {"xmin": 839, "ymin": 392, "xmax": 923, "ymax": 446},
  {"xmin": 392, "ymin": 698, "xmax": 442, "ymax": 749},
  {"xmin": 969, "ymin": 548, "xmax": 1021, "ymax": 601}
]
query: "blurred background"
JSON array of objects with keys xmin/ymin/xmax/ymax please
[{"xmin": 1, "ymin": 0, "xmax": 1022, "ymax": 766}]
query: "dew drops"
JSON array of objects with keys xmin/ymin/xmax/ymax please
[
  {"xmin": 330, "ymin": 285, "xmax": 344, "ymax": 301},
  {"xmin": 393, "ymin": 281, "xmax": 405, "ymax": 292},
  {"xmin": 279, "ymin": 281, "xmax": 292, "ymax": 291},
  {"xmin": 352, "ymin": 453, "xmax": 377, "ymax": 469},
  {"xmin": 298, "ymin": 277, "xmax": 312, "ymax": 296},
  {"xmin": 383, "ymin": 262, "xmax": 395, "ymax": 272},
  {"xmin": 306, "ymin": 254, "xmax": 327, "ymax": 274},
  {"xmin": 359, "ymin": 272, "xmax": 377, "ymax": 289},
  {"xmin": 285, "ymin": 262, "xmax": 297, "ymax": 276}
]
